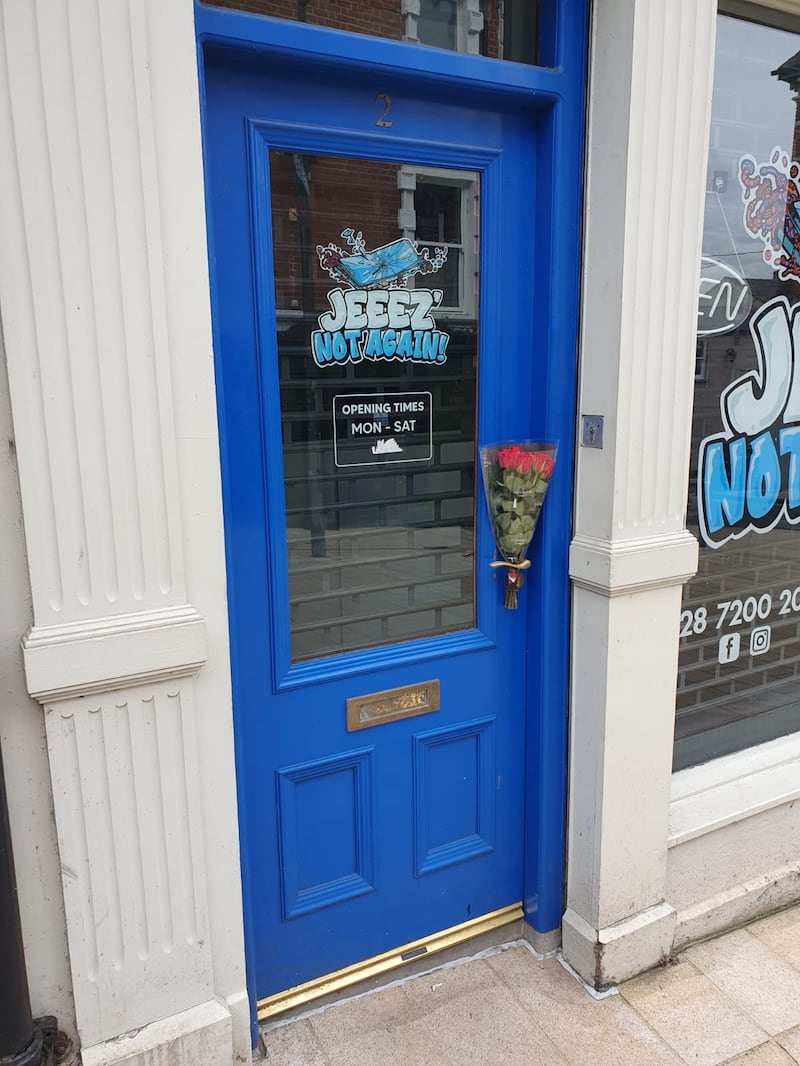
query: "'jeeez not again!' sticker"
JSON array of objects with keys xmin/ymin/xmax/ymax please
[{"xmin": 312, "ymin": 229, "xmax": 450, "ymax": 367}]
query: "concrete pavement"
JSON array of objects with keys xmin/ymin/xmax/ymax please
[{"xmin": 259, "ymin": 903, "xmax": 800, "ymax": 1065}]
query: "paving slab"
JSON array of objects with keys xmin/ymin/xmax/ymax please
[
  {"xmin": 261, "ymin": 1019, "xmax": 328, "ymax": 1065},
  {"xmin": 258, "ymin": 903, "xmax": 800, "ymax": 1066},
  {"xmin": 685, "ymin": 930, "xmax": 800, "ymax": 1036},
  {"xmin": 620, "ymin": 956, "xmax": 767, "ymax": 1066},
  {"xmin": 396, "ymin": 956, "xmax": 569, "ymax": 1066},
  {"xmin": 776, "ymin": 1024, "xmax": 800, "ymax": 1063},
  {"xmin": 488, "ymin": 947, "xmax": 683, "ymax": 1066},
  {"xmin": 748, "ymin": 908, "xmax": 800, "ymax": 976},
  {"xmin": 721, "ymin": 1042, "xmax": 797, "ymax": 1065}
]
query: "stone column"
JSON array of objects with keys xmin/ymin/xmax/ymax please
[
  {"xmin": 563, "ymin": 0, "xmax": 716, "ymax": 986},
  {"xmin": 0, "ymin": 1, "xmax": 249, "ymax": 1061}
]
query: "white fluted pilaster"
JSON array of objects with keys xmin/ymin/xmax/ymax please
[
  {"xmin": 564, "ymin": 0, "xmax": 715, "ymax": 987},
  {"xmin": 0, "ymin": 1, "xmax": 248, "ymax": 1060},
  {"xmin": 0, "ymin": 1, "xmax": 187, "ymax": 626}
]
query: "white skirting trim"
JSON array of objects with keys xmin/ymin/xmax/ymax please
[{"xmin": 674, "ymin": 859, "xmax": 800, "ymax": 950}]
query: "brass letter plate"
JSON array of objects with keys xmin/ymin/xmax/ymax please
[{"xmin": 346, "ymin": 680, "xmax": 440, "ymax": 731}]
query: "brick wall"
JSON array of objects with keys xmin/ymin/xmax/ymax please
[{"xmin": 204, "ymin": 0, "xmax": 504, "ymax": 60}]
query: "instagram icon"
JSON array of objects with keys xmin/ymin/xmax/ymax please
[{"xmin": 750, "ymin": 626, "xmax": 771, "ymax": 656}]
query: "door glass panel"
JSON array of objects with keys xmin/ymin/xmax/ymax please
[
  {"xmin": 269, "ymin": 152, "xmax": 479, "ymax": 662},
  {"xmin": 203, "ymin": 0, "xmax": 539, "ymax": 66}
]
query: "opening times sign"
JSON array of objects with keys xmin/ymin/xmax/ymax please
[{"xmin": 333, "ymin": 392, "xmax": 433, "ymax": 468}]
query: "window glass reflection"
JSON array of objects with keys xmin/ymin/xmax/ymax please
[
  {"xmin": 203, "ymin": 0, "xmax": 539, "ymax": 65},
  {"xmin": 676, "ymin": 12, "xmax": 800, "ymax": 769},
  {"xmin": 269, "ymin": 152, "xmax": 480, "ymax": 662}
]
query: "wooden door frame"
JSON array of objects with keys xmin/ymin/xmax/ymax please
[{"xmin": 195, "ymin": 0, "xmax": 588, "ymax": 1032}]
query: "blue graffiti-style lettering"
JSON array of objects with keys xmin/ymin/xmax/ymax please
[
  {"xmin": 746, "ymin": 431, "xmax": 781, "ymax": 520},
  {"xmin": 699, "ymin": 429, "xmax": 800, "ymax": 546},
  {"xmin": 311, "ymin": 329, "xmax": 363, "ymax": 366},
  {"xmin": 701, "ymin": 437, "xmax": 746, "ymax": 537},
  {"xmin": 395, "ymin": 331, "xmax": 413, "ymax": 359},
  {"xmin": 316, "ymin": 327, "xmax": 449, "ymax": 365},
  {"xmin": 363, "ymin": 329, "xmax": 383, "ymax": 359},
  {"xmin": 312, "ymin": 285, "xmax": 449, "ymax": 367},
  {"xmin": 697, "ymin": 297, "xmax": 800, "ymax": 548},
  {"xmin": 780, "ymin": 425, "xmax": 800, "ymax": 510},
  {"xmin": 382, "ymin": 329, "xmax": 397, "ymax": 357}
]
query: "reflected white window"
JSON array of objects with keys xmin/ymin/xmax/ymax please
[
  {"xmin": 403, "ymin": 0, "xmax": 484, "ymax": 55},
  {"xmin": 398, "ymin": 167, "xmax": 478, "ymax": 316},
  {"xmin": 676, "ymin": 7, "xmax": 800, "ymax": 771},
  {"xmin": 205, "ymin": 0, "xmax": 539, "ymax": 66}
]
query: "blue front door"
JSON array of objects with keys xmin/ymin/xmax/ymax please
[{"xmin": 200, "ymin": 12, "xmax": 581, "ymax": 1010}]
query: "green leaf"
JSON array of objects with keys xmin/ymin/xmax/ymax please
[{"xmin": 503, "ymin": 471, "xmax": 526, "ymax": 495}]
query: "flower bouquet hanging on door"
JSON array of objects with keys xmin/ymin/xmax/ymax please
[{"xmin": 480, "ymin": 442, "xmax": 557, "ymax": 609}]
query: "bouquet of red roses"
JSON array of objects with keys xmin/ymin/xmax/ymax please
[{"xmin": 480, "ymin": 442, "xmax": 557, "ymax": 608}]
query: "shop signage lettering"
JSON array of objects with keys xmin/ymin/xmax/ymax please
[
  {"xmin": 333, "ymin": 392, "xmax": 433, "ymax": 468},
  {"xmin": 677, "ymin": 581, "xmax": 800, "ymax": 664},
  {"xmin": 698, "ymin": 296, "xmax": 800, "ymax": 548},
  {"xmin": 312, "ymin": 288, "xmax": 449, "ymax": 366},
  {"xmin": 314, "ymin": 228, "xmax": 450, "ymax": 367}
]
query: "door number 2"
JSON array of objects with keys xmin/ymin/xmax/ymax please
[{"xmin": 375, "ymin": 93, "xmax": 393, "ymax": 128}]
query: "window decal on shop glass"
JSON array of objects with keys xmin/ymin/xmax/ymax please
[
  {"xmin": 697, "ymin": 296, "xmax": 800, "ymax": 548},
  {"xmin": 697, "ymin": 256, "xmax": 752, "ymax": 337},
  {"xmin": 740, "ymin": 148, "xmax": 800, "ymax": 284},
  {"xmin": 332, "ymin": 392, "xmax": 433, "ymax": 468},
  {"xmin": 312, "ymin": 228, "xmax": 450, "ymax": 367},
  {"xmin": 676, "ymin": 16, "xmax": 800, "ymax": 772},
  {"xmin": 696, "ymin": 147, "xmax": 800, "ymax": 550}
]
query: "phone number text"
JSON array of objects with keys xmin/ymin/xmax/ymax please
[{"xmin": 679, "ymin": 588, "xmax": 800, "ymax": 637}]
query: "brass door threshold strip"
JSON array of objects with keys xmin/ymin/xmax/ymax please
[{"xmin": 257, "ymin": 902, "xmax": 523, "ymax": 1021}]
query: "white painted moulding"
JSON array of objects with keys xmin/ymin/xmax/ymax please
[
  {"xmin": 23, "ymin": 605, "xmax": 206, "ymax": 702},
  {"xmin": 673, "ymin": 860, "xmax": 800, "ymax": 950},
  {"xmin": 569, "ymin": 530, "xmax": 699, "ymax": 596},
  {"xmin": 752, "ymin": 0, "xmax": 799, "ymax": 15},
  {"xmin": 670, "ymin": 732, "xmax": 800, "ymax": 846}
]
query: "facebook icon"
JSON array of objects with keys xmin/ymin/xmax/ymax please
[{"xmin": 718, "ymin": 632, "xmax": 741, "ymax": 664}]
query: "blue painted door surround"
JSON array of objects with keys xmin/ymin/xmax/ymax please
[{"xmin": 197, "ymin": 1, "xmax": 587, "ymax": 1010}]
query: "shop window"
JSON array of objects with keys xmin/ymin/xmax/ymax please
[
  {"xmin": 202, "ymin": 0, "xmax": 538, "ymax": 66},
  {"xmin": 675, "ymin": 6, "xmax": 800, "ymax": 769}
]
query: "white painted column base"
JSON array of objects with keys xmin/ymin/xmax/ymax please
[
  {"xmin": 80, "ymin": 999, "xmax": 244, "ymax": 1066},
  {"xmin": 562, "ymin": 902, "xmax": 677, "ymax": 990}
]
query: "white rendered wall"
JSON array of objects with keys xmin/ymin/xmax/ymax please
[
  {"xmin": 0, "ymin": 333, "xmax": 76, "ymax": 1042},
  {"xmin": 0, "ymin": 2, "xmax": 249, "ymax": 1063}
]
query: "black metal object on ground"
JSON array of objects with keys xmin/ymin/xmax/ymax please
[{"xmin": 0, "ymin": 738, "xmax": 44, "ymax": 1065}]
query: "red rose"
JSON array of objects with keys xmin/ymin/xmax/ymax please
[
  {"xmin": 497, "ymin": 446, "xmax": 523, "ymax": 470},
  {"xmin": 497, "ymin": 446, "xmax": 554, "ymax": 478},
  {"xmin": 530, "ymin": 453, "xmax": 555, "ymax": 478}
]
